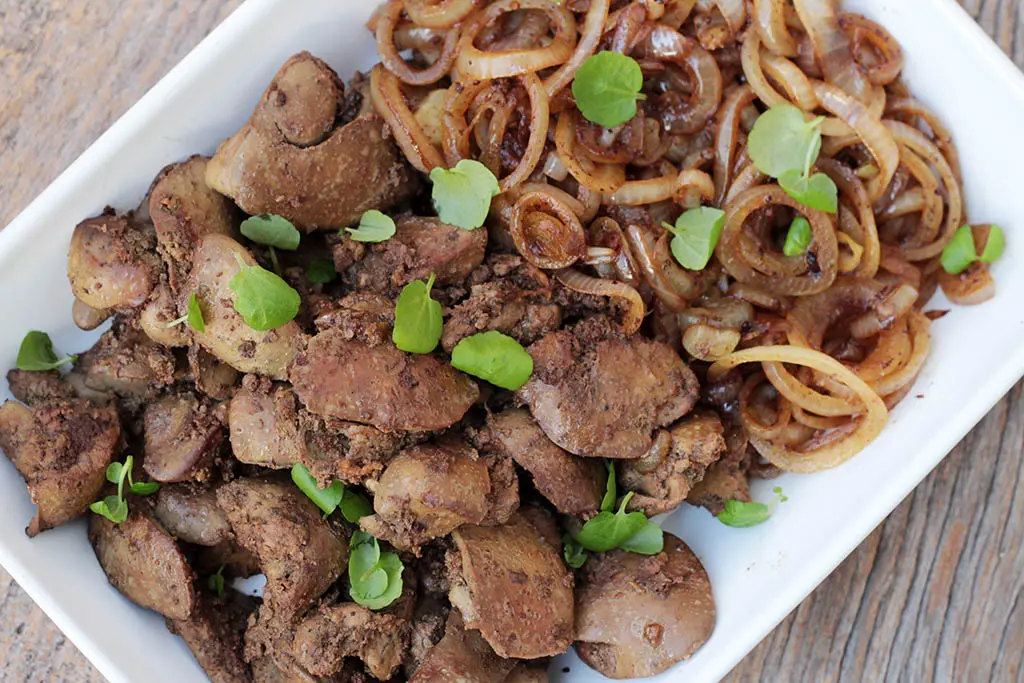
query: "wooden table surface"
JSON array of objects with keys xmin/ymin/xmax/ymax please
[{"xmin": 1, "ymin": 1, "xmax": 1022, "ymax": 681}]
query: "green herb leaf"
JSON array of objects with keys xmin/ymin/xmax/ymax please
[
  {"xmin": 130, "ymin": 481, "xmax": 160, "ymax": 496},
  {"xmin": 90, "ymin": 495, "xmax": 128, "ymax": 524},
  {"xmin": 105, "ymin": 460, "xmax": 127, "ymax": 486},
  {"xmin": 600, "ymin": 462, "xmax": 616, "ymax": 513},
  {"xmin": 979, "ymin": 225, "xmax": 1006, "ymax": 263},
  {"xmin": 450, "ymin": 330, "xmax": 533, "ymax": 390},
  {"xmin": 575, "ymin": 493, "xmax": 649, "ymax": 553},
  {"xmin": 187, "ymin": 292, "xmax": 206, "ymax": 333},
  {"xmin": 306, "ymin": 258, "xmax": 338, "ymax": 284},
  {"xmin": 940, "ymin": 225, "xmax": 978, "ymax": 274},
  {"xmin": 291, "ymin": 463, "xmax": 345, "ymax": 517},
  {"xmin": 365, "ymin": 552, "xmax": 404, "ymax": 610},
  {"xmin": 429, "ymin": 159, "xmax": 500, "ymax": 231},
  {"xmin": 563, "ymin": 534, "xmax": 587, "ymax": 569},
  {"xmin": 748, "ymin": 104, "xmax": 824, "ymax": 179},
  {"xmin": 663, "ymin": 207, "xmax": 726, "ymax": 271},
  {"xmin": 16, "ymin": 331, "xmax": 76, "ymax": 371},
  {"xmin": 346, "ymin": 210, "xmax": 396, "ymax": 243},
  {"xmin": 229, "ymin": 256, "xmax": 301, "ymax": 331},
  {"xmin": 717, "ymin": 486, "xmax": 788, "ymax": 528},
  {"xmin": 782, "ymin": 216, "xmax": 813, "ymax": 257},
  {"xmin": 348, "ymin": 531, "xmax": 404, "ymax": 610},
  {"xmin": 340, "ymin": 489, "xmax": 374, "ymax": 524},
  {"xmin": 778, "ymin": 170, "xmax": 838, "ymax": 213},
  {"xmin": 240, "ymin": 213, "xmax": 301, "ymax": 250},
  {"xmin": 618, "ymin": 519, "xmax": 664, "ymax": 555},
  {"xmin": 571, "ymin": 51, "xmax": 646, "ymax": 128},
  {"xmin": 208, "ymin": 565, "xmax": 226, "ymax": 598},
  {"xmin": 392, "ymin": 274, "xmax": 443, "ymax": 354}
]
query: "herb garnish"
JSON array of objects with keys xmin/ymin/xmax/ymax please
[
  {"xmin": 450, "ymin": 331, "xmax": 533, "ymax": 390},
  {"xmin": 89, "ymin": 455, "xmax": 159, "ymax": 524},
  {"xmin": 717, "ymin": 486, "xmax": 788, "ymax": 528},
  {"xmin": 662, "ymin": 207, "xmax": 727, "ymax": 271},
  {"xmin": 208, "ymin": 564, "xmax": 226, "ymax": 598},
  {"xmin": 941, "ymin": 224, "xmax": 1005, "ymax": 275},
  {"xmin": 429, "ymin": 159, "xmax": 500, "ymax": 231},
  {"xmin": 16, "ymin": 331, "xmax": 76, "ymax": 371},
  {"xmin": 229, "ymin": 254, "xmax": 300, "ymax": 331},
  {"xmin": 291, "ymin": 463, "xmax": 345, "ymax": 517},
  {"xmin": 348, "ymin": 531, "xmax": 404, "ymax": 610},
  {"xmin": 167, "ymin": 292, "xmax": 206, "ymax": 332},
  {"xmin": 392, "ymin": 274, "xmax": 443, "ymax": 354},
  {"xmin": 572, "ymin": 51, "xmax": 646, "ymax": 128},
  {"xmin": 748, "ymin": 104, "xmax": 838, "ymax": 213},
  {"xmin": 573, "ymin": 465, "xmax": 663, "ymax": 555},
  {"xmin": 240, "ymin": 213, "xmax": 301, "ymax": 274},
  {"xmin": 782, "ymin": 216, "xmax": 813, "ymax": 257},
  {"xmin": 306, "ymin": 258, "xmax": 338, "ymax": 284},
  {"xmin": 346, "ymin": 210, "xmax": 396, "ymax": 243}
]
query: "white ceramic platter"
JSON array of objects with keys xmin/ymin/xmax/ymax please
[{"xmin": 1, "ymin": 0, "xmax": 1023, "ymax": 681}]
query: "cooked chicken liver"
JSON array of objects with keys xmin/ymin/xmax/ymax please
[
  {"xmin": 89, "ymin": 512, "xmax": 196, "ymax": 620},
  {"xmin": 334, "ymin": 215, "xmax": 487, "ymax": 292},
  {"xmin": 483, "ymin": 409, "xmax": 605, "ymax": 515},
  {"xmin": 448, "ymin": 512, "xmax": 574, "ymax": 659},
  {"xmin": 290, "ymin": 328, "xmax": 478, "ymax": 432},
  {"xmin": 217, "ymin": 478, "xmax": 348, "ymax": 621},
  {"xmin": 0, "ymin": 396, "xmax": 120, "ymax": 536},
  {"xmin": 206, "ymin": 53, "xmax": 416, "ymax": 230},
  {"xmin": 519, "ymin": 317, "xmax": 699, "ymax": 460},
  {"xmin": 574, "ymin": 533, "xmax": 716, "ymax": 678}
]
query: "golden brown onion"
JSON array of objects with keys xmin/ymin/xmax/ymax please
[
  {"xmin": 510, "ymin": 188, "xmax": 587, "ymax": 269},
  {"xmin": 369, "ymin": 65, "xmax": 446, "ymax": 173},
  {"xmin": 457, "ymin": 0, "xmax": 576, "ymax": 80},
  {"xmin": 377, "ymin": 0, "xmax": 459, "ymax": 85},
  {"xmin": 716, "ymin": 185, "xmax": 839, "ymax": 296},
  {"xmin": 554, "ymin": 268, "xmax": 646, "ymax": 335}
]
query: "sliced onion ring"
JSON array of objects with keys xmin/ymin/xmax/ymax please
[{"xmin": 554, "ymin": 268, "xmax": 646, "ymax": 335}]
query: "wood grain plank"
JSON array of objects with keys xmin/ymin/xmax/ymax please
[{"xmin": 0, "ymin": 1, "xmax": 1022, "ymax": 682}]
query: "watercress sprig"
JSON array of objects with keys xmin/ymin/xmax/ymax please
[
  {"xmin": 392, "ymin": 274, "xmax": 443, "ymax": 354},
  {"xmin": 348, "ymin": 531, "xmax": 404, "ymax": 610},
  {"xmin": 717, "ymin": 486, "xmax": 788, "ymax": 528},
  {"xmin": 89, "ymin": 455, "xmax": 159, "ymax": 524},
  {"xmin": 229, "ymin": 254, "xmax": 300, "ymax": 331},
  {"xmin": 748, "ymin": 103, "xmax": 838, "ymax": 213},
  {"xmin": 940, "ymin": 224, "xmax": 1005, "ymax": 275},
  {"xmin": 572, "ymin": 51, "xmax": 646, "ymax": 128},
  {"xmin": 346, "ymin": 210, "xmax": 396, "ymax": 243},
  {"xmin": 166, "ymin": 292, "xmax": 206, "ymax": 332},
  {"xmin": 662, "ymin": 206, "xmax": 727, "ymax": 271},
  {"xmin": 429, "ymin": 159, "xmax": 500, "ymax": 231},
  {"xmin": 291, "ymin": 463, "xmax": 374, "ymax": 523},
  {"xmin": 450, "ymin": 330, "xmax": 533, "ymax": 391},
  {"xmin": 16, "ymin": 331, "xmax": 76, "ymax": 371}
]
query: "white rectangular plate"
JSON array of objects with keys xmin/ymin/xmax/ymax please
[{"xmin": 1, "ymin": 0, "xmax": 1023, "ymax": 681}]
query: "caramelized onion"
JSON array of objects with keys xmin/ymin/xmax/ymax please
[
  {"xmin": 554, "ymin": 112, "xmax": 627, "ymax": 194},
  {"xmin": 754, "ymin": 0, "xmax": 798, "ymax": 56},
  {"xmin": 709, "ymin": 345, "xmax": 888, "ymax": 473},
  {"xmin": 405, "ymin": 0, "xmax": 478, "ymax": 28},
  {"xmin": 793, "ymin": 0, "xmax": 870, "ymax": 101},
  {"xmin": 457, "ymin": 0, "xmax": 576, "ymax": 80},
  {"xmin": 625, "ymin": 224, "xmax": 699, "ymax": 311},
  {"xmin": 510, "ymin": 189, "xmax": 587, "ymax": 269},
  {"xmin": 554, "ymin": 268, "xmax": 646, "ymax": 334},
  {"xmin": 544, "ymin": 0, "xmax": 611, "ymax": 97},
  {"xmin": 377, "ymin": 0, "xmax": 459, "ymax": 85},
  {"xmin": 812, "ymin": 80, "xmax": 898, "ymax": 202},
  {"xmin": 840, "ymin": 13, "xmax": 903, "ymax": 86},
  {"xmin": 717, "ymin": 185, "xmax": 839, "ymax": 296},
  {"xmin": 370, "ymin": 65, "xmax": 447, "ymax": 173}
]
